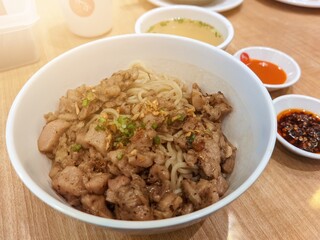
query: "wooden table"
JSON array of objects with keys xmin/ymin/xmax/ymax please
[{"xmin": 1, "ymin": 0, "xmax": 320, "ymax": 239}]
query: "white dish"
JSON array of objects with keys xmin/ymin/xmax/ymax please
[
  {"xmin": 273, "ymin": 94, "xmax": 320, "ymax": 160},
  {"xmin": 147, "ymin": 0, "xmax": 244, "ymax": 12},
  {"xmin": 6, "ymin": 34, "xmax": 276, "ymax": 234},
  {"xmin": 275, "ymin": 0, "xmax": 320, "ymax": 8},
  {"xmin": 233, "ymin": 46, "xmax": 301, "ymax": 92},
  {"xmin": 135, "ymin": 5, "xmax": 234, "ymax": 49}
]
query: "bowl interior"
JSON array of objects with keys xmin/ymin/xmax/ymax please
[
  {"xmin": 6, "ymin": 34, "xmax": 275, "ymax": 232},
  {"xmin": 273, "ymin": 94, "xmax": 320, "ymax": 159},
  {"xmin": 135, "ymin": 6, "xmax": 233, "ymax": 49},
  {"xmin": 234, "ymin": 47, "xmax": 300, "ymax": 89}
]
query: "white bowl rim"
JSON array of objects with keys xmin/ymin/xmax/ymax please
[
  {"xmin": 134, "ymin": 5, "xmax": 234, "ymax": 50},
  {"xmin": 233, "ymin": 46, "xmax": 301, "ymax": 90},
  {"xmin": 273, "ymin": 94, "xmax": 320, "ymax": 160},
  {"xmin": 6, "ymin": 33, "xmax": 276, "ymax": 230}
]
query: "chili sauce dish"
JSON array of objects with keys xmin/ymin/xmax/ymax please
[
  {"xmin": 273, "ymin": 94, "xmax": 320, "ymax": 159},
  {"xmin": 135, "ymin": 5, "xmax": 234, "ymax": 49},
  {"xmin": 233, "ymin": 46, "xmax": 301, "ymax": 92}
]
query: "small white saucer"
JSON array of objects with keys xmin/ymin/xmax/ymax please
[
  {"xmin": 234, "ymin": 46, "xmax": 301, "ymax": 92},
  {"xmin": 275, "ymin": 0, "xmax": 320, "ymax": 8},
  {"xmin": 147, "ymin": 0, "xmax": 244, "ymax": 12},
  {"xmin": 273, "ymin": 94, "xmax": 320, "ymax": 159}
]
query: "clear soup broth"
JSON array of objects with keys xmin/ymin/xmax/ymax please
[{"xmin": 147, "ymin": 18, "xmax": 224, "ymax": 47}]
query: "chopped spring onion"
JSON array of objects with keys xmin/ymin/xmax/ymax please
[
  {"xmin": 172, "ymin": 113, "xmax": 186, "ymax": 122},
  {"xmin": 82, "ymin": 98, "xmax": 90, "ymax": 107},
  {"xmin": 115, "ymin": 116, "xmax": 136, "ymax": 138},
  {"xmin": 82, "ymin": 91, "xmax": 96, "ymax": 107},
  {"xmin": 153, "ymin": 135, "xmax": 161, "ymax": 145},
  {"xmin": 116, "ymin": 152, "xmax": 124, "ymax": 160},
  {"xmin": 151, "ymin": 122, "xmax": 158, "ymax": 129},
  {"xmin": 70, "ymin": 143, "xmax": 82, "ymax": 152},
  {"xmin": 187, "ymin": 132, "xmax": 196, "ymax": 145}
]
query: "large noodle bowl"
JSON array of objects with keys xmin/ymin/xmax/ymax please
[{"xmin": 37, "ymin": 63, "xmax": 236, "ymax": 220}]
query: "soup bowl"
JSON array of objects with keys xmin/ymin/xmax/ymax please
[
  {"xmin": 135, "ymin": 5, "xmax": 234, "ymax": 49},
  {"xmin": 6, "ymin": 34, "xmax": 276, "ymax": 234}
]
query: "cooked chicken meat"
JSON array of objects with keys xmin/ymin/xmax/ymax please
[
  {"xmin": 38, "ymin": 119, "xmax": 71, "ymax": 152},
  {"xmin": 38, "ymin": 64, "xmax": 236, "ymax": 220}
]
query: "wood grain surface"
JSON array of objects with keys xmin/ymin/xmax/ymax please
[{"xmin": 1, "ymin": 0, "xmax": 320, "ymax": 239}]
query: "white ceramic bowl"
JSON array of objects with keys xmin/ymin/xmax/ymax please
[
  {"xmin": 169, "ymin": 0, "xmax": 214, "ymax": 5},
  {"xmin": 273, "ymin": 94, "xmax": 320, "ymax": 160},
  {"xmin": 135, "ymin": 5, "xmax": 234, "ymax": 50},
  {"xmin": 233, "ymin": 46, "xmax": 301, "ymax": 92},
  {"xmin": 6, "ymin": 34, "xmax": 276, "ymax": 234}
]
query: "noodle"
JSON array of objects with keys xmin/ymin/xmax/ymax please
[
  {"xmin": 120, "ymin": 64, "xmax": 197, "ymax": 191},
  {"xmin": 101, "ymin": 108, "xmax": 119, "ymax": 119}
]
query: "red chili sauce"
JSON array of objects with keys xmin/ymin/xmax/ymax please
[
  {"xmin": 240, "ymin": 52, "xmax": 287, "ymax": 85},
  {"xmin": 277, "ymin": 109, "xmax": 320, "ymax": 154}
]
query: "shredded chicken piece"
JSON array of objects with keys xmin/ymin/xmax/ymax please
[
  {"xmin": 38, "ymin": 119, "xmax": 71, "ymax": 152},
  {"xmin": 84, "ymin": 173, "xmax": 110, "ymax": 194},
  {"xmin": 81, "ymin": 194, "xmax": 113, "ymax": 218},
  {"xmin": 52, "ymin": 166, "xmax": 87, "ymax": 206},
  {"xmin": 182, "ymin": 179, "xmax": 219, "ymax": 210}
]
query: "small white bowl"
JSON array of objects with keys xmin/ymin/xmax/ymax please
[
  {"xmin": 273, "ymin": 94, "xmax": 320, "ymax": 159},
  {"xmin": 135, "ymin": 5, "xmax": 234, "ymax": 50},
  {"xmin": 234, "ymin": 46, "xmax": 301, "ymax": 92}
]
